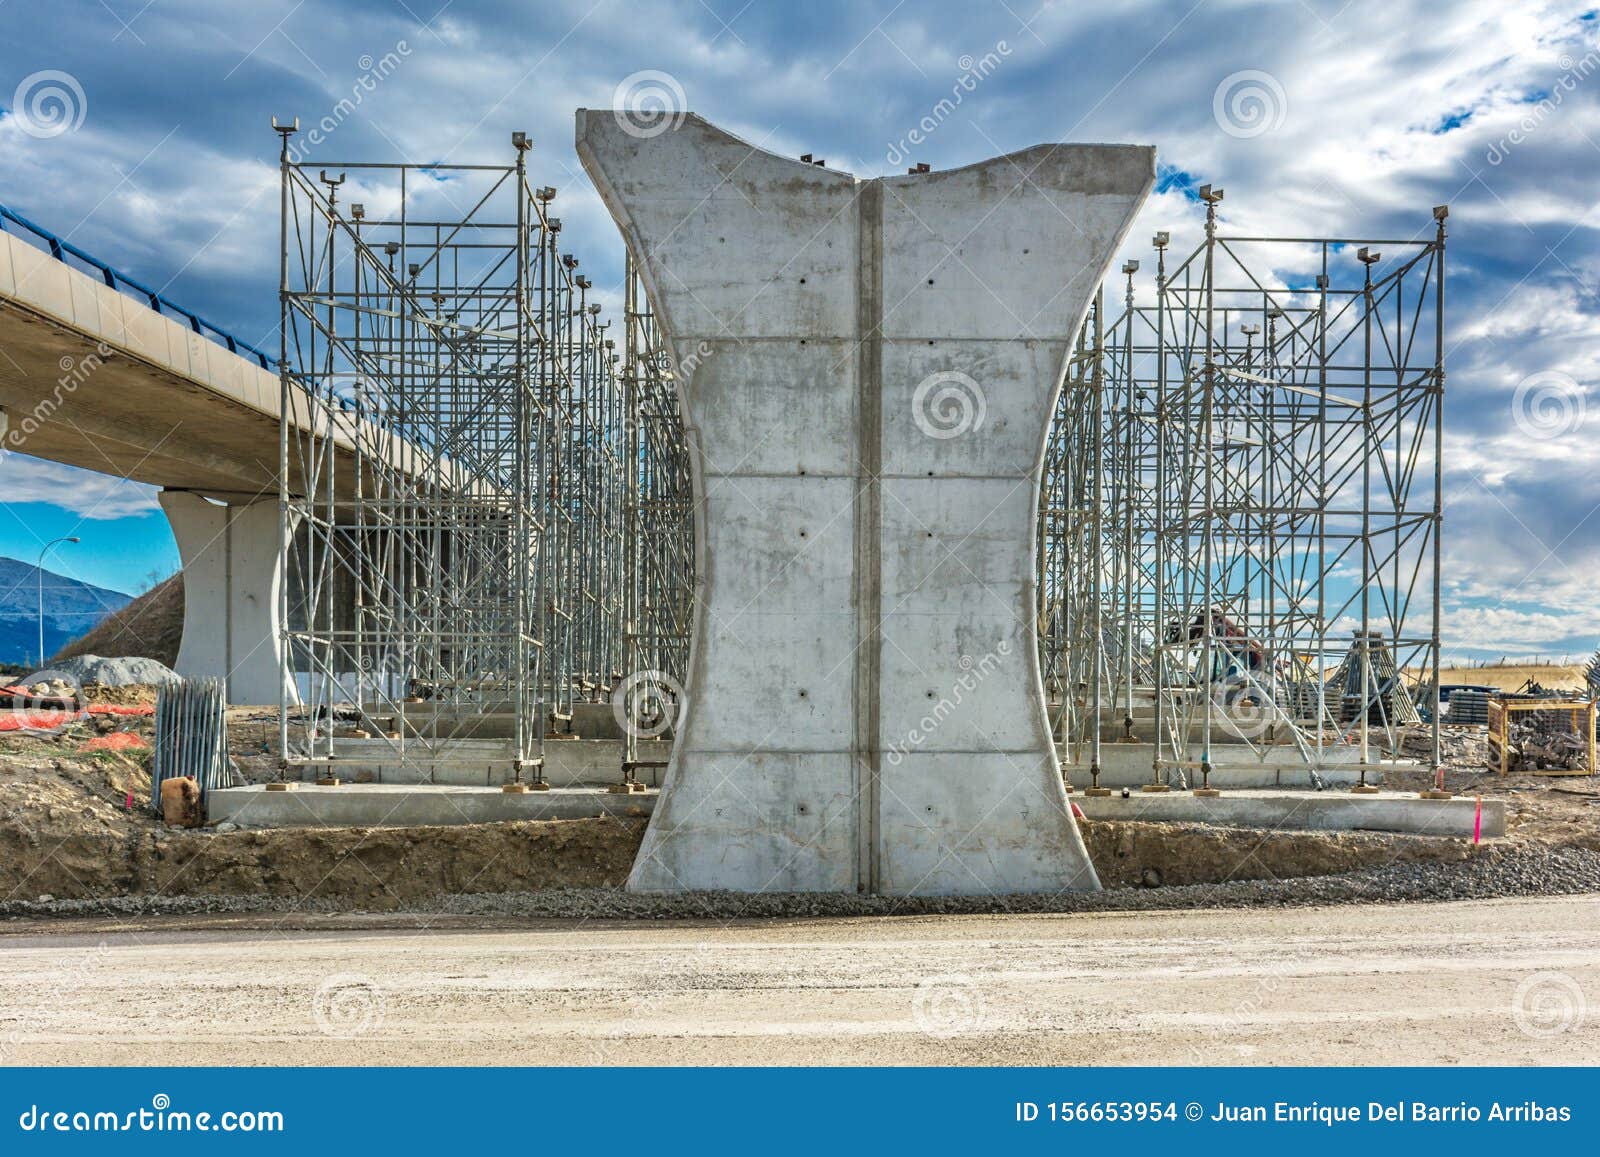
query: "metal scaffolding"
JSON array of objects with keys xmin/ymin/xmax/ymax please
[
  {"xmin": 275, "ymin": 126, "xmax": 693, "ymax": 782},
  {"xmin": 1040, "ymin": 193, "xmax": 1447, "ymax": 790},
  {"xmin": 619, "ymin": 262, "xmax": 696, "ymax": 779}
]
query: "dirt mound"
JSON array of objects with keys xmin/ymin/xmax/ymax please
[
  {"xmin": 51, "ymin": 575, "xmax": 182, "ymax": 669},
  {"xmin": 81, "ymin": 683, "xmax": 163, "ymax": 706},
  {"xmin": 32, "ymin": 654, "xmax": 178, "ymax": 687}
]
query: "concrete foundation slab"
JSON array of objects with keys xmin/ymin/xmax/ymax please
[
  {"xmin": 289, "ymin": 738, "xmax": 670, "ymax": 787},
  {"xmin": 1061, "ymin": 742, "xmax": 1390, "ymax": 788},
  {"xmin": 1073, "ymin": 790, "xmax": 1503, "ymax": 839},
  {"xmin": 209, "ymin": 784, "xmax": 655, "ymax": 828},
  {"xmin": 207, "ymin": 784, "xmax": 1498, "ymax": 841}
]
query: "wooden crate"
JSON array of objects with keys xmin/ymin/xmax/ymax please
[{"xmin": 1487, "ymin": 695, "xmax": 1596, "ymax": 776}]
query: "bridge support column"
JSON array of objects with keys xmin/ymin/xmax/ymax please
[
  {"xmin": 579, "ymin": 112, "xmax": 1152, "ymax": 895},
  {"xmin": 160, "ymin": 489, "xmax": 290, "ymax": 705}
]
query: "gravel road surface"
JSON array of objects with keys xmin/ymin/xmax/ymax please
[{"xmin": 2, "ymin": 895, "xmax": 1595, "ymax": 1065}]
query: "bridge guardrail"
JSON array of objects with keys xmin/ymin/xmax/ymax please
[{"xmin": 0, "ymin": 200, "xmax": 272, "ymax": 370}]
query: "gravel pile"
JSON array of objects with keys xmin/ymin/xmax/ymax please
[
  {"xmin": 6, "ymin": 844, "xmax": 1598, "ymax": 922},
  {"xmin": 29, "ymin": 654, "xmax": 178, "ymax": 687}
]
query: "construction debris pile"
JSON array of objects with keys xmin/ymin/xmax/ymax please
[
  {"xmin": 0, "ymin": 676, "xmax": 156, "ymax": 749},
  {"xmin": 1491, "ymin": 710, "xmax": 1593, "ymax": 774}
]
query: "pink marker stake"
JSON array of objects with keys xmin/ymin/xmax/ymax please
[{"xmin": 1473, "ymin": 795, "xmax": 1482, "ymax": 845}]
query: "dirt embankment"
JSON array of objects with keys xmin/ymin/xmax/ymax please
[
  {"xmin": 1, "ymin": 706, "xmax": 1592, "ymax": 910},
  {"xmin": 1079, "ymin": 820, "xmax": 1473, "ymax": 888},
  {"xmin": 0, "ymin": 737, "xmax": 1485, "ymax": 907},
  {"xmin": 0, "ymin": 740, "xmax": 646, "ymax": 905}
]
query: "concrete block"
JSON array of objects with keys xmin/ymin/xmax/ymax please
[{"xmin": 66, "ymin": 270, "xmax": 101, "ymax": 334}]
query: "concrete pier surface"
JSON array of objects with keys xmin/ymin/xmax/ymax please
[{"xmin": 578, "ymin": 111, "xmax": 1153, "ymax": 896}]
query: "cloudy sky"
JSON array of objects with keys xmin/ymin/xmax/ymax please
[{"xmin": 0, "ymin": 0, "xmax": 1596, "ymax": 663}]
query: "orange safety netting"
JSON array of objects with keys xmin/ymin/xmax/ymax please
[
  {"xmin": 80, "ymin": 732, "xmax": 149, "ymax": 752},
  {"xmin": 0, "ymin": 710, "xmax": 80, "ymax": 731},
  {"xmin": 0, "ymin": 706, "xmax": 154, "ymax": 732}
]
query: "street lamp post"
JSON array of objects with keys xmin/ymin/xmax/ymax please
[{"xmin": 36, "ymin": 536, "xmax": 80, "ymax": 668}]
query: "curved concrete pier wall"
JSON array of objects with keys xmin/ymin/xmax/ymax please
[{"xmin": 578, "ymin": 112, "xmax": 1152, "ymax": 895}]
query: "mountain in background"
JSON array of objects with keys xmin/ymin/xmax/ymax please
[{"xmin": 0, "ymin": 557, "xmax": 133, "ymax": 667}]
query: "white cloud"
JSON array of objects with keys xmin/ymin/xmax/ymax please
[{"xmin": 0, "ymin": 453, "xmax": 162, "ymax": 520}]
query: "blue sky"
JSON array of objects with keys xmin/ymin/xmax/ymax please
[{"xmin": 0, "ymin": 0, "xmax": 1597, "ymax": 661}]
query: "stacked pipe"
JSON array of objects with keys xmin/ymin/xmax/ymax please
[{"xmin": 151, "ymin": 677, "xmax": 235, "ymax": 816}]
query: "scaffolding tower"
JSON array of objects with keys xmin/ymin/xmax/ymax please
[
  {"xmin": 1040, "ymin": 193, "xmax": 1447, "ymax": 790},
  {"xmin": 275, "ymin": 127, "xmax": 692, "ymax": 783}
]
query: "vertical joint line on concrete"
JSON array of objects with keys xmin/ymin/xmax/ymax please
[{"xmin": 854, "ymin": 178, "xmax": 884, "ymax": 894}]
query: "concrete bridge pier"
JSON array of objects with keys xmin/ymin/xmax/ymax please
[
  {"xmin": 160, "ymin": 489, "xmax": 291, "ymax": 705},
  {"xmin": 579, "ymin": 111, "xmax": 1153, "ymax": 896}
]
